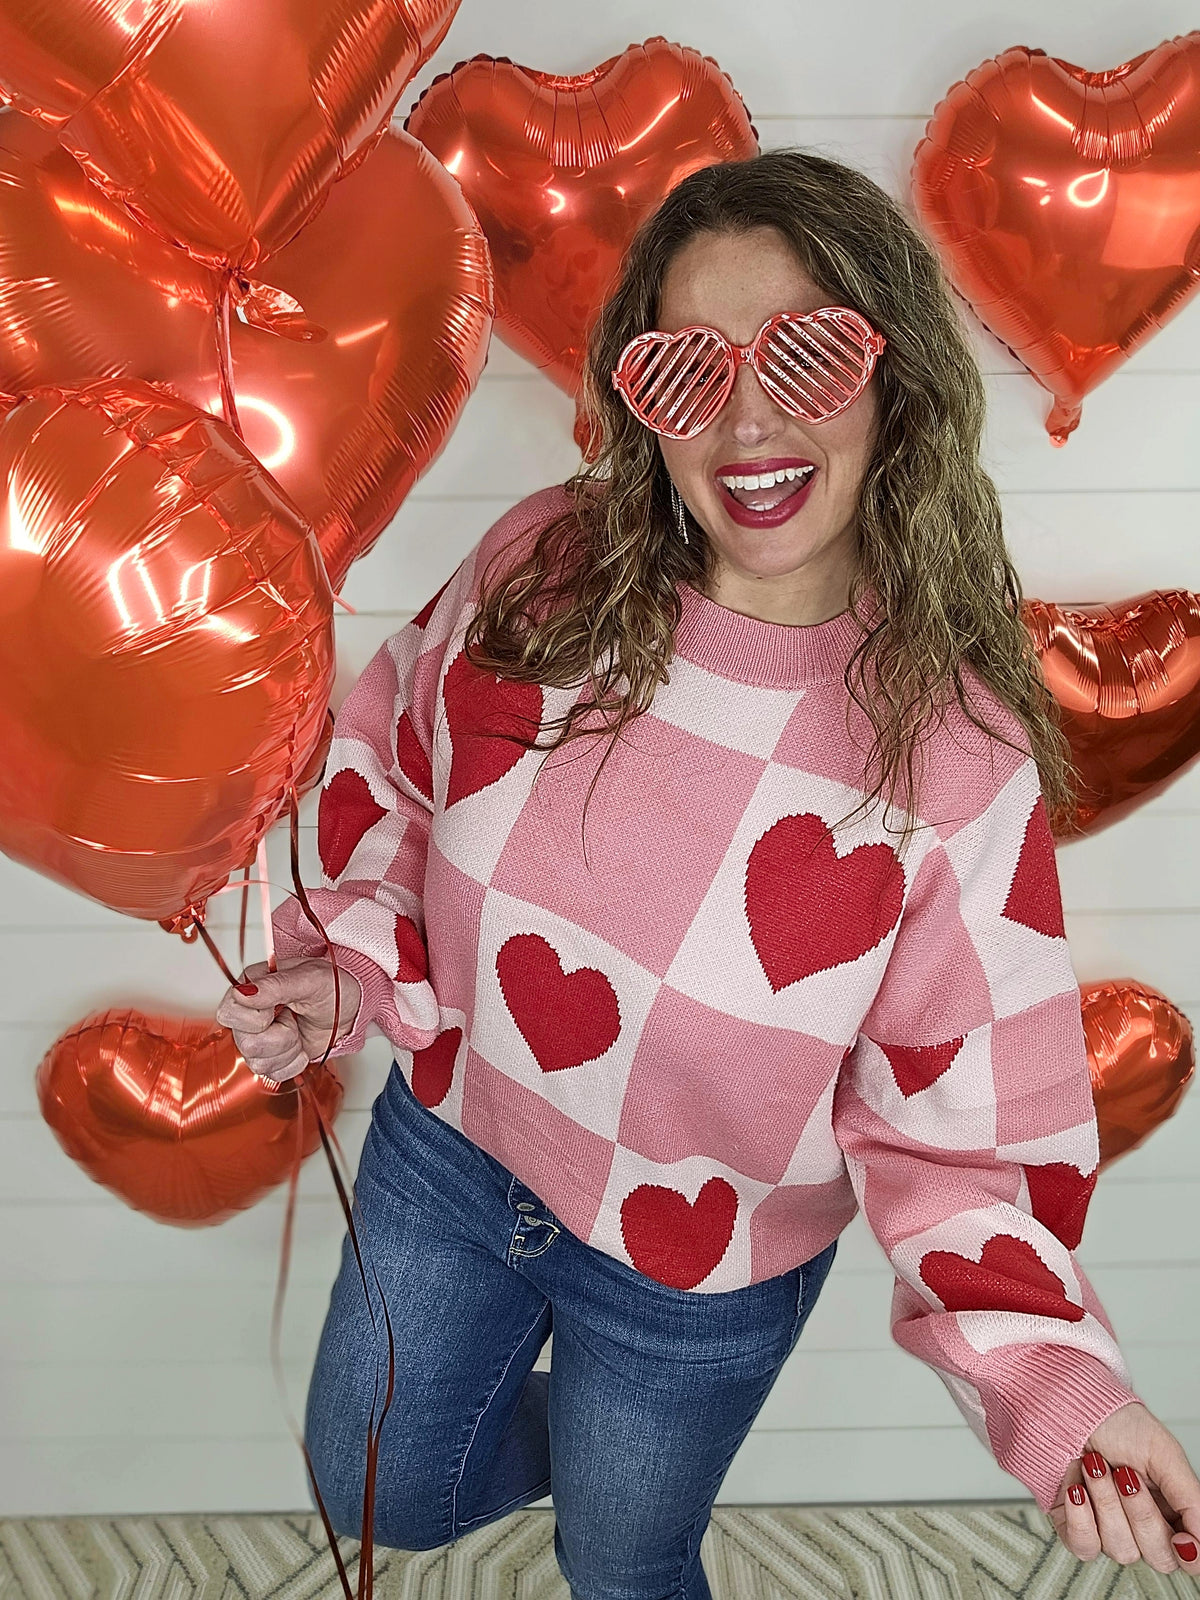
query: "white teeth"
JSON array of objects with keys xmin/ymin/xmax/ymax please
[{"xmin": 717, "ymin": 465, "xmax": 815, "ymax": 491}]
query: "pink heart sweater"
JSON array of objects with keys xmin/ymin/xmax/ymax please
[{"xmin": 275, "ymin": 484, "xmax": 1140, "ymax": 1511}]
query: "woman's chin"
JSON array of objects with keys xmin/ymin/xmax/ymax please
[
  {"xmin": 700, "ymin": 520, "xmax": 858, "ymax": 612},
  {"xmin": 709, "ymin": 535, "xmax": 828, "ymax": 584}
]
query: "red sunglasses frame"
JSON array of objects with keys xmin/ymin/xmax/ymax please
[{"xmin": 611, "ymin": 306, "xmax": 885, "ymax": 440}]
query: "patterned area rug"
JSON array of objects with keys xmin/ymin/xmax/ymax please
[{"xmin": 2, "ymin": 1505, "xmax": 1198, "ymax": 1599}]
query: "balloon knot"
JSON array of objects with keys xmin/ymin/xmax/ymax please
[
  {"xmin": 1046, "ymin": 397, "xmax": 1082, "ymax": 445},
  {"xmin": 230, "ymin": 275, "xmax": 327, "ymax": 343},
  {"xmin": 158, "ymin": 903, "xmax": 207, "ymax": 942}
]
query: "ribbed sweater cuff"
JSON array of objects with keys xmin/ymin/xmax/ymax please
[
  {"xmin": 320, "ymin": 945, "xmax": 390, "ymax": 1058},
  {"xmin": 273, "ymin": 904, "xmax": 385, "ymax": 1059},
  {"xmin": 986, "ymin": 1343, "xmax": 1140, "ymax": 1512}
]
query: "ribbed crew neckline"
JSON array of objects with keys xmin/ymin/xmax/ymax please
[{"xmin": 673, "ymin": 581, "xmax": 868, "ymax": 689}]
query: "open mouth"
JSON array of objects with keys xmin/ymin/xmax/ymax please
[{"xmin": 714, "ymin": 460, "xmax": 819, "ymax": 525}]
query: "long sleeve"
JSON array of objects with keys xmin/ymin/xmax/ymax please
[
  {"xmin": 271, "ymin": 560, "xmax": 472, "ymax": 1057},
  {"xmin": 832, "ymin": 751, "xmax": 1140, "ymax": 1513},
  {"xmin": 272, "ymin": 484, "xmax": 568, "ymax": 1058}
]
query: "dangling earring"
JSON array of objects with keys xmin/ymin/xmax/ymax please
[{"xmin": 670, "ymin": 481, "xmax": 690, "ymax": 547}]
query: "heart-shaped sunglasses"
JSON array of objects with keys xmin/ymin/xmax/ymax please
[{"xmin": 611, "ymin": 306, "xmax": 885, "ymax": 440}]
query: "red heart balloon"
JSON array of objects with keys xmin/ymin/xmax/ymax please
[
  {"xmin": 0, "ymin": 0, "xmax": 461, "ymax": 272},
  {"xmin": 913, "ymin": 36, "xmax": 1200, "ymax": 442},
  {"xmin": 37, "ymin": 1008, "xmax": 344, "ymax": 1226},
  {"xmin": 407, "ymin": 37, "xmax": 758, "ymax": 404},
  {"xmin": 296, "ymin": 710, "xmax": 335, "ymax": 801},
  {"xmin": 0, "ymin": 379, "xmax": 334, "ymax": 922},
  {"xmin": 1025, "ymin": 590, "xmax": 1200, "ymax": 835},
  {"xmin": 1082, "ymin": 979, "xmax": 1194, "ymax": 1169},
  {"xmin": 220, "ymin": 128, "xmax": 493, "ymax": 589},
  {"xmin": 0, "ymin": 112, "xmax": 494, "ymax": 591}
]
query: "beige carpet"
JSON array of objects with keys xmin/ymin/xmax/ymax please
[{"xmin": 2, "ymin": 1505, "xmax": 1198, "ymax": 1599}]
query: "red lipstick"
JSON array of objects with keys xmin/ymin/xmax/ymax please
[{"xmin": 713, "ymin": 457, "xmax": 819, "ymax": 530}]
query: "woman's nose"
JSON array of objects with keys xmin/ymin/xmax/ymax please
[{"xmin": 724, "ymin": 358, "xmax": 784, "ymax": 445}]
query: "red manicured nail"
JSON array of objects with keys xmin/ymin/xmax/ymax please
[
  {"xmin": 236, "ymin": 982, "xmax": 259, "ymax": 996},
  {"xmin": 1175, "ymin": 1540, "xmax": 1198, "ymax": 1563},
  {"xmin": 1113, "ymin": 1466, "xmax": 1140, "ymax": 1497},
  {"xmin": 1068, "ymin": 1485, "xmax": 1086, "ymax": 1506},
  {"xmin": 1082, "ymin": 1451, "xmax": 1107, "ymax": 1480}
]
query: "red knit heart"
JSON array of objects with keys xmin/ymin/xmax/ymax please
[
  {"xmin": 744, "ymin": 813, "xmax": 905, "ymax": 990},
  {"xmin": 919, "ymin": 1233, "xmax": 1084, "ymax": 1322},
  {"xmin": 620, "ymin": 1176, "xmax": 738, "ymax": 1290},
  {"xmin": 396, "ymin": 711, "xmax": 432, "ymax": 802},
  {"xmin": 1002, "ymin": 798, "xmax": 1065, "ymax": 938},
  {"xmin": 443, "ymin": 651, "xmax": 544, "ymax": 807},
  {"xmin": 1023, "ymin": 1162, "xmax": 1097, "ymax": 1252},
  {"xmin": 318, "ymin": 768, "xmax": 386, "ymax": 880},
  {"xmin": 496, "ymin": 933, "xmax": 620, "ymax": 1072},
  {"xmin": 411, "ymin": 1027, "xmax": 461, "ymax": 1108},
  {"xmin": 878, "ymin": 1037, "xmax": 964, "ymax": 1098},
  {"xmin": 394, "ymin": 915, "xmax": 428, "ymax": 982}
]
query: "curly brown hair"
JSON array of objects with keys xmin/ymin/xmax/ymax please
[{"xmin": 463, "ymin": 148, "xmax": 1073, "ymax": 839}]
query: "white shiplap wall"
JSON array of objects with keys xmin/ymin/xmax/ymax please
[{"xmin": 2, "ymin": 0, "xmax": 1198, "ymax": 1517}]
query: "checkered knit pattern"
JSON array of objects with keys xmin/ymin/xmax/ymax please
[{"xmin": 275, "ymin": 485, "xmax": 1139, "ymax": 1511}]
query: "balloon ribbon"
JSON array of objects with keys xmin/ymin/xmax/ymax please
[{"xmin": 181, "ymin": 793, "xmax": 394, "ymax": 1596}]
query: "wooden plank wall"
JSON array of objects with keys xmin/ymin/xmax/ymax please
[{"xmin": 2, "ymin": 0, "xmax": 1197, "ymax": 1514}]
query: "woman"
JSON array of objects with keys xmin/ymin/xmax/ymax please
[{"xmin": 218, "ymin": 151, "xmax": 1200, "ymax": 1595}]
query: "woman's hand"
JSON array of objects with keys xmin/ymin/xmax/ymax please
[
  {"xmin": 215, "ymin": 956, "xmax": 362, "ymax": 1082},
  {"xmin": 1050, "ymin": 1402, "xmax": 1200, "ymax": 1572}
]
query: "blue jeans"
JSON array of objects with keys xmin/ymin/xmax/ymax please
[{"xmin": 305, "ymin": 1065, "xmax": 837, "ymax": 1600}]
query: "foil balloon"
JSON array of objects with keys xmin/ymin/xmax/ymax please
[
  {"xmin": 297, "ymin": 710, "xmax": 335, "ymax": 801},
  {"xmin": 1026, "ymin": 590, "xmax": 1200, "ymax": 835},
  {"xmin": 38, "ymin": 1008, "xmax": 344, "ymax": 1226},
  {"xmin": 0, "ymin": 113, "xmax": 494, "ymax": 591},
  {"xmin": 1082, "ymin": 981, "xmax": 1194, "ymax": 1169},
  {"xmin": 406, "ymin": 36, "xmax": 758, "ymax": 435},
  {"xmin": 0, "ymin": 380, "xmax": 335, "ymax": 923},
  {"xmin": 912, "ymin": 36, "xmax": 1200, "ymax": 443},
  {"xmin": 0, "ymin": 113, "xmax": 218, "ymax": 394},
  {"xmin": 0, "ymin": 0, "xmax": 463, "ymax": 275},
  {"xmin": 218, "ymin": 128, "xmax": 493, "ymax": 588}
]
